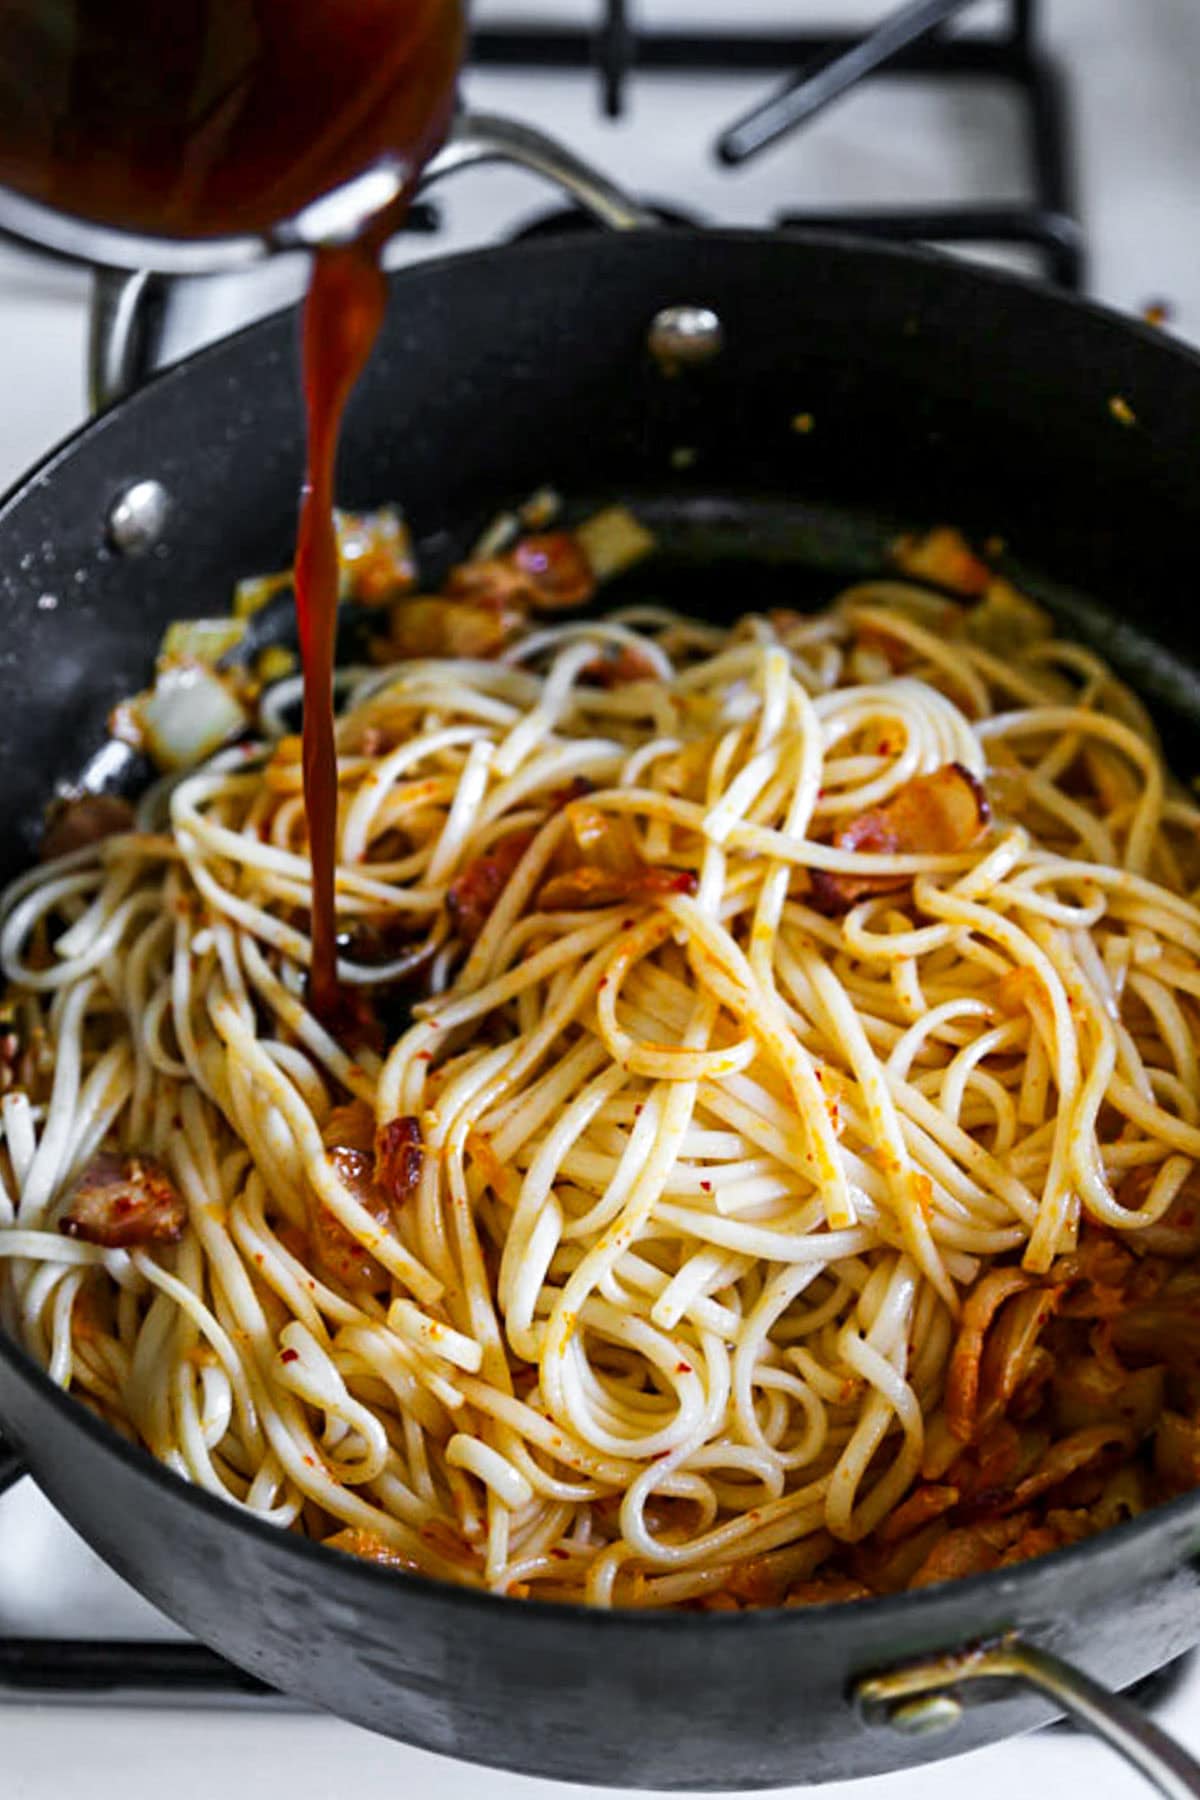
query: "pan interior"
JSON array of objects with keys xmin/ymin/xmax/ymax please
[{"xmin": 43, "ymin": 486, "xmax": 1200, "ymax": 826}]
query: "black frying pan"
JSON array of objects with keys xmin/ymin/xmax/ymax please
[{"xmin": 1, "ymin": 229, "xmax": 1200, "ymax": 1792}]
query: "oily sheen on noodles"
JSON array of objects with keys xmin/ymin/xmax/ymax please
[{"xmin": 3, "ymin": 577, "xmax": 1200, "ymax": 1607}]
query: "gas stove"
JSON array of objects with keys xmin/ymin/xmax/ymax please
[{"xmin": 0, "ymin": 1, "xmax": 1199, "ymax": 1796}]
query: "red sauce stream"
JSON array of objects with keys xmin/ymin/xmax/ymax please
[{"xmin": 294, "ymin": 240, "xmax": 390, "ymax": 1020}]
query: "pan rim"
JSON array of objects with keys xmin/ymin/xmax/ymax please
[
  {"xmin": 2, "ymin": 223, "xmax": 1200, "ymax": 1646},
  {"xmin": 3, "ymin": 222, "xmax": 1200, "ymax": 541},
  {"xmin": 3, "ymin": 1311, "xmax": 1200, "ymax": 1635}
]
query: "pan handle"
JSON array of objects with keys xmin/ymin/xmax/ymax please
[
  {"xmin": 418, "ymin": 112, "xmax": 656, "ymax": 233},
  {"xmin": 89, "ymin": 113, "xmax": 653, "ymax": 409},
  {"xmin": 857, "ymin": 1634, "xmax": 1200, "ymax": 1800}
]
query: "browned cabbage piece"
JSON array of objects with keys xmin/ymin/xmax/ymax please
[
  {"xmin": 876, "ymin": 1483, "xmax": 960, "ymax": 1544},
  {"xmin": 890, "ymin": 526, "xmax": 992, "ymax": 597},
  {"xmin": 1111, "ymin": 1269, "xmax": 1200, "ymax": 1370},
  {"xmin": 338, "ymin": 508, "xmax": 417, "ymax": 605},
  {"xmin": 380, "ymin": 596, "xmax": 525, "ymax": 662},
  {"xmin": 381, "ymin": 510, "xmax": 653, "ymax": 663},
  {"xmin": 448, "ymin": 531, "xmax": 595, "ymax": 614},
  {"xmin": 375, "ymin": 1116, "xmax": 424, "ymax": 1207},
  {"xmin": 314, "ymin": 1102, "xmax": 392, "ymax": 1290},
  {"xmin": 535, "ymin": 864, "xmax": 698, "ymax": 912},
  {"xmin": 974, "ymin": 1285, "xmax": 1063, "ymax": 1433},
  {"xmin": 532, "ymin": 804, "xmax": 697, "ymax": 912},
  {"xmin": 1117, "ymin": 1164, "xmax": 1200, "ymax": 1259},
  {"xmin": 963, "ymin": 576, "xmax": 1054, "ymax": 655},
  {"xmin": 785, "ymin": 1576, "xmax": 874, "ymax": 1607},
  {"xmin": 41, "ymin": 793, "xmax": 135, "ymax": 862},
  {"xmin": 810, "ymin": 763, "xmax": 990, "ymax": 915},
  {"xmin": 1001, "ymin": 1423, "xmax": 1136, "ymax": 1512},
  {"xmin": 580, "ymin": 645, "xmax": 660, "ymax": 689},
  {"xmin": 59, "ymin": 1152, "xmax": 186, "ymax": 1249},
  {"xmin": 447, "ymin": 831, "xmax": 536, "ymax": 946},
  {"xmin": 906, "ymin": 1514, "xmax": 1028, "ymax": 1587},
  {"xmin": 1155, "ymin": 1410, "xmax": 1200, "ymax": 1494},
  {"xmin": 944, "ymin": 1268, "xmax": 1038, "ymax": 1442},
  {"xmin": 323, "ymin": 1527, "xmax": 419, "ymax": 1571},
  {"xmin": 1052, "ymin": 1356, "xmax": 1165, "ymax": 1438}
]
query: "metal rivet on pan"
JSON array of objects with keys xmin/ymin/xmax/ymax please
[
  {"xmin": 107, "ymin": 479, "xmax": 170, "ymax": 555},
  {"xmin": 887, "ymin": 1695, "xmax": 964, "ymax": 1737},
  {"xmin": 647, "ymin": 304, "xmax": 725, "ymax": 371}
]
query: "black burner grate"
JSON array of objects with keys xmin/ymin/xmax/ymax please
[{"xmin": 470, "ymin": 0, "xmax": 1083, "ymax": 288}]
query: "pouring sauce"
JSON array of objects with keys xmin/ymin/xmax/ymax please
[
  {"xmin": 0, "ymin": 0, "xmax": 461, "ymax": 239},
  {"xmin": 0, "ymin": 0, "xmax": 464, "ymax": 1017},
  {"xmin": 294, "ymin": 239, "xmax": 390, "ymax": 1020}
]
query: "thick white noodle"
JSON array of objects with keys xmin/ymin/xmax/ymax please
[{"xmin": 1, "ymin": 582, "xmax": 1198, "ymax": 1605}]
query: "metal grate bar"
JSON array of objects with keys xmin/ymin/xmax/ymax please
[
  {"xmin": 0, "ymin": 1638, "xmax": 298, "ymax": 1707},
  {"xmin": 774, "ymin": 203, "xmax": 1084, "ymax": 288},
  {"xmin": 714, "ymin": 0, "xmax": 975, "ymax": 167}
]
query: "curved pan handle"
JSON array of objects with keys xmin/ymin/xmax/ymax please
[
  {"xmin": 89, "ymin": 113, "xmax": 653, "ymax": 411},
  {"xmin": 858, "ymin": 1635, "xmax": 1200, "ymax": 1800},
  {"xmin": 417, "ymin": 112, "xmax": 656, "ymax": 234}
]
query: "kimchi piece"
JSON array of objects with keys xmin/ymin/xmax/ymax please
[
  {"xmin": 447, "ymin": 532, "xmax": 595, "ymax": 614},
  {"xmin": 41, "ymin": 793, "xmax": 135, "ymax": 862},
  {"xmin": 59, "ymin": 1152, "xmax": 186, "ymax": 1249},
  {"xmin": 313, "ymin": 1102, "xmax": 393, "ymax": 1289},
  {"xmin": 381, "ymin": 596, "xmax": 526, "ymax": 662},
  {"xmin": 810, "ymin": 763, "xmax": 990, "ymax": 914},
  {"xmin": 447, "ymin": 831, "xmax": 536, "ymax": 945},
  {"xmin": 890, "ymin": 525, "xmax": 991, "ymax": 597},
  {"xmin": 375, "ymin": 1116, "xmax": 424, "ymax": 1206}
]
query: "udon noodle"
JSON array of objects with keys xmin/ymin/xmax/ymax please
[{"xmin": 4, "ymin": 546, "xmax": 1200, "ymax": 1607}]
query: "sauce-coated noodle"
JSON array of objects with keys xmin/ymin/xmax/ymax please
[{"xmin": 4, "ymin": 571, "xmax": 1200, "ymax": 1606}]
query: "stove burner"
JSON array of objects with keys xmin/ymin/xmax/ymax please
[
  {"xmin": 469, "ymin": 0, "xmax": 1083, "ymax": 289},
  {"xmin": 714, "ymin": 0, "xmax": 996, "ymax": 167}
]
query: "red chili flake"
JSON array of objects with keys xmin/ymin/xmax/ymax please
[
  {"xmin": 549, "ymin": 1547, "xmax": 570, "ymax": 1561},
  {"xmin": 622, "ymin": 918, "xmax": 636, "ymax": 929},
  {"xmin": 700, "ymin": 1179, "xmax": 713, "ymax": 1193},
  {"xmin": 280, "ymin": 1348, "xmax": 300, "ymax": 1365},
  {"xmin": 598, "ymin": 977, "xmax": 608, "ymax": 989},
  {"xmin": 416, "ymin": 1050, "xmax": 433, "ymax": 1061},
  {"xmin": 634, "ymin": 1105, "xmax": 643, "ymax": 1118},
  {"xmin": 676, "ymin": 1362, "xmax": 693, "ymax": 1375}
]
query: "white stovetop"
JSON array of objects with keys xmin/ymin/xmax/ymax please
[{"xmin": 0, "ymin": 1, "xmax": 1198, "ymax": 1796}]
